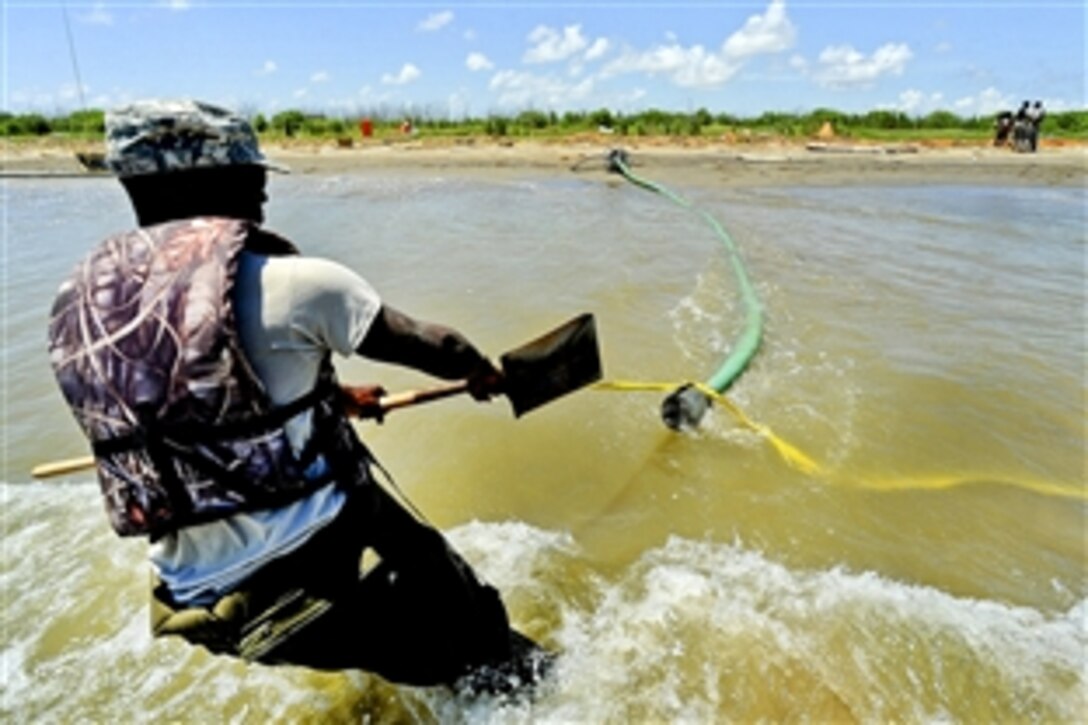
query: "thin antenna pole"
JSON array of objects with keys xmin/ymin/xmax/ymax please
[{"xmin": 61, "ymin": 2, "xmax": 87, "ymax": 110}]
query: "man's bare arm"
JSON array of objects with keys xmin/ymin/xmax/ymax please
[{"xmin": 357, "ymin": 305, "xmax": 502, "ymax": 399}]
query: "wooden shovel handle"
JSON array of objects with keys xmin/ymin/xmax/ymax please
[
  {"xmin": 379, "ymin": 381, "xmax": 470, "ymax": 412},
  {"xmin": 32, "ymin": 455, "xmax": 96, "ymax": 479},
  {"xmin": 33, "ymin": 382, "xmax": 475, "ymax": 479}
]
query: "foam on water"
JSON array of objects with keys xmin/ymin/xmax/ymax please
[
  {"xmin": 3, "ymin": 484, "xmax": 1083, "ymax": 722},
  {"xmin": 666, "ymin": 257, "xmax": 863, "ymax": 474}
]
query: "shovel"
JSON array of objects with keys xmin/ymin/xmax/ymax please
[
  {"xmin": 32, "ymin": 313, "xmax": 602, "ymax": 479},
  {"xmin": 345, "ymin": 312, "xmax": 601, "ymax": 418}
]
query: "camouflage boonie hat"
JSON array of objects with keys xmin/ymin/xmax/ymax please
[{"xmin": 105, "ymin": 99, "xmax": 288, "ymax": 177}]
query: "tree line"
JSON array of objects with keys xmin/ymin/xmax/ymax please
[{"xmin": 3, "ymin": 106, "xmax": 1086, "ymax": 140}]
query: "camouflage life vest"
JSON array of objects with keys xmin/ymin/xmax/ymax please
[{"xmin": 48, "ymin": 217, "xmax": 371, "ymax": 538}]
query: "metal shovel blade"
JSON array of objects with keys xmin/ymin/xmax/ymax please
[{"xmin": 500, "ymin": 313, "xmax": 602, "ymax": 417}]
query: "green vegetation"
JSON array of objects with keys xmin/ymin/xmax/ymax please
[
  {"xmin": 1, "ymin": 108, "xmax": 105, "ymax": 137},
  {"xmin": 3, "ymin": 106, "xmax": 1086, "ymax": 142}
]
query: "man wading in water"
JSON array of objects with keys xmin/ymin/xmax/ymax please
[{"xmin": 47, "ymin": 100, "xmax": 550, "ymax": 694}]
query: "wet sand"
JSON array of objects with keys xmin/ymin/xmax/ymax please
[{"xmin": 3, "ymin": 136, "xmax": 1085, "ymax": 187}]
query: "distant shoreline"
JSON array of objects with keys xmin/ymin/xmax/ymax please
[{"xmin": 3, "ymin": 136, "xmax": 1085, "ymax": 188}]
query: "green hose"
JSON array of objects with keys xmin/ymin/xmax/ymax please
[{"xmin": 607, "ymin": 149, "xmax": 764, "ymax": 428}]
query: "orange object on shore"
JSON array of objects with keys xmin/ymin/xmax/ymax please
[{"xmin": 359, "ymin": 118, "xmax": 373, "ymax": 137}]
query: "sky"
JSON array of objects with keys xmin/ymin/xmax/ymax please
[{"xmin": 2, "ymin": 1, "xmax": 1085, "ymax": 119}]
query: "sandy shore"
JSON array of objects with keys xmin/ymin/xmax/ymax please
[{"xmin": 3, "ymin": 136, "xmax": 1085, "ymax": 187}]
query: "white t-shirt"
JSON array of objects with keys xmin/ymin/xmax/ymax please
[{"xmin": 149, "ymin": 250, "xmax": 382, "ymax": 606}]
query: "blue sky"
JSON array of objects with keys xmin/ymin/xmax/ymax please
[{"xmin": 3, "ymin": 1, "xmax": 1084, "ymax": 118}]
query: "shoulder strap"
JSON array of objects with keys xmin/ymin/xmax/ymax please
[{"xmin": 244, "ymin": 227, "xmax": 299, "ymax": 256}]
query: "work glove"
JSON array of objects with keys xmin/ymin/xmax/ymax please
[{"xmin": 340, "ymin": 384, "xmax": 388, "ymax": 423}]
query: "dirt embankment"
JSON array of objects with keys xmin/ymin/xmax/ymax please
[{"xmin": 3, "ymin": 134, "xmax": 1085, "ymax": 188}]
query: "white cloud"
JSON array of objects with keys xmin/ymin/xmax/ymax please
[
  {"xmin": 524, "ymin": 24, "xmax": 589, "ymax": 63},
  {"xmin": 489, "ymin": 69, "xmax": 595, "ymax": 107},
  {"xmin": 293, "ymin": 88, "xmax": 308, "ymax": 99},
  {"xmin": 418, "ymin": 11, "xmax": 453, "ymax": 32},
  {"xmin": 8, "ymin": 83, "xmax": 108, "ymax": 111},
  {"xmin": 602, "ymin": 44, "xmax": 741, "ymax": 88},
  {"xmin": 255, "ymin": 60, "xmax": 277, "ymax": 76},
  {"xmin": 78, "ymin": 3, "xmax": 113, "ymax": 25},
  {"xmin": 162, "ymin": 0, "xmax": 191, "ymax": 9},
  {"xmin": 722, "ymin": 0, "xmax": 796, "ymax": 60},
  {"xmin": 897, "ymin": 89, "xmax": 925, "ymax": 112},
  {"xmin": 584, "ymin": 38, "xmax": 611, "ymax": 61},
  {"xmin": 57, "ymin": 83, "xmax": 88, "ymax": 103},
  {"xmin": 951, "ymin": 86, "xmax": 1015, "ymax": 116},
  {"xmin": 325, "ymin": 97, "xmax": 360, "ymax": 113},
  {"xmin": 382, "ymin": 63, "xmax": 422, "ymax": 85},
  {"xmin": 889, "ymin": 88, "xmax": 945, "ymax": 115},
  {"xmin": 310, "ymin": 71, "xmax": 330, "ymax": 83},
  {"xmin": 466, "ymin": 52, "xmax": 494, "ymax": 72},
  {"xmin": 463, "ymin": 28, "xmax": 477, "ymax": 41},
  {"xmin": 597, "ymin": 1, "xmax": 795, "ymax": 90},
  {"xmin": 90, "ymin": 92, "xmax": 116, "ymax": 108},
  {"xmin": 448, "ymin": 90, "xmax": 470, "ymax": 119},
  {"xmin": 814, "ymin": 42, "xmax": 913, "ymax": 88}
]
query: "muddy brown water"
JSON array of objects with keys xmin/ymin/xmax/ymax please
[{"xmin": 2, "ymin": 171, "xmax": 1084, "ymax": 721}]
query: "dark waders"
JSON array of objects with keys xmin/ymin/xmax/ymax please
[{"xmin": 153, "ymin": 480, "xmax": 550, "ymax": 692}]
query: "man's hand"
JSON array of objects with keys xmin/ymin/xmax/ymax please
[
  {"xmin": 340, "ymin": 384, "xmax": 388, "ymax": 422},
  {"xmin": 466, "ymin": 358, "xmax": 505, "ymax": 402}
]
